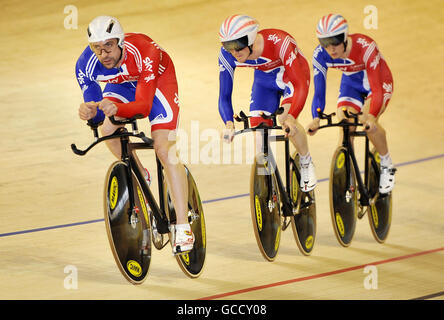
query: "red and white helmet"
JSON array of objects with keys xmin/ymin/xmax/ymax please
[
  {"xmin": 316, "ymin": 14, "xmax": 348, "ymax": 47},
  {"xmin": 87, "ymin": 16, "xmax": 125, "ymax": 48},
  {"xmin": 219, "ymin": 14, "xmax": 259, "ymax": 46}
]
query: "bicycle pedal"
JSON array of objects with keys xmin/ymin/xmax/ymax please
[
  {"xmin": 358, "ymin": 210, "xmax": 366, "ymax": 219},
  {"xmin": 281, "ymin": 217, "xmax": 291, "ymax": 230},
  {"xmin": 172, "ymin": 246, "xmax": 191, "ymax": 256}
]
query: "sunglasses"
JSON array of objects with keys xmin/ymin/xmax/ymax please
[
  {"xmin": 90, "ymin": 40, "xmax": 118, "ymax": 55},
  {"xmin": 222, "ymin": 36, "xmax": 249, "ymax": 52},
  {"xmin": 318, "ymin": 34, "xmax": 345, "ymax": 48}
]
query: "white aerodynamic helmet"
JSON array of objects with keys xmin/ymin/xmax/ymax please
[
  {"xmin": 87, "ymin": 15, "xmax": 125, "ymax": 47},
  {"xmin": 219, "ymin": 14, "xmax": 259, "ymax": 48}
]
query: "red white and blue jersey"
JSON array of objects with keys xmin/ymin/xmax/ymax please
[
  {"xmin": 218, "ymin": 29, "xmax": 310, "ymax": 124},
  {"xmin": 75, "ymin": 33, "xmax": 179, "ymax": 129},
  {"xmin": 311, "ymin": 33, "xmax": 393, "ymax": 118}
]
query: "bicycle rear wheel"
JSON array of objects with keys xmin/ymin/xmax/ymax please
[
  {"xmin": 163, "ymin": 166, "xmax": 206, "ymax": 278},
  {"xmin": 367, "ymin": 150, "xmax": 392, "ymax": 243},
  {"xmin": 104, "ymin": 161, "xmax": 151, "ymax": 284},
  {"xmin": 250, "ymin": 153, "xmax": 282, "ymax": 261},
  {"xmin": 329, "ymin": 147, "xmax": 358, "ymax": 247},
  {"xmin": 290, "ymin": 153, "xmax": 316, "ymax": 255}
]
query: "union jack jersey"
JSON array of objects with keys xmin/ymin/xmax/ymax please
[
  {"xmin": 75, "ymin": 33, "xmax": 175, "ymax": 123},
  {"xmin": 218, "ymin": 28, "xmax": 310, "ymax": 123},
  {"xmin": 312, "ymin": 33, "xmax": 393, "ymax": 117}
]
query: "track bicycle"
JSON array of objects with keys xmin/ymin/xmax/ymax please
[
  {"xmin": 71, "ymin": 115, "xmax": 206, "ymax": 284},
  {"xmin": 315, "ymin": 108, "xmax": 394, "ymax": 246},
  {"xmin": 230, "ymin": 108, "xmax": 316, "ymax": 261}
]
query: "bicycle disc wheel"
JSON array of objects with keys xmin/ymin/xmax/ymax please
[
  {"xmin": 250, "ymin": 153, "xmax": 282, "ymax": 261},
  {"xmin": 367, "ymin": 150, "xmax": 392, "ymax": 243},
  {"xmin": 163, "ymin": 166, "xmax": 206, "ymax": 278},
  {"xmin": 104, "ymin": 161, "xmax": 152, "ymax": 285},
  {"xmin": 290, "ymin": 153, "xmax": 316, "ymax": 256},
  {"xmin": 329, "ymin": 147, "xmax": 358, "ymax": 247}
]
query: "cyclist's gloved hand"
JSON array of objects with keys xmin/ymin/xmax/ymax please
[
  {"xmin": 79, "ymin": 101, "xmax": 99, "ymax": 121},
  {"xmin": 307, "ymin": 118, "xmax": 320, "ymax": 136},
  {"xmin": 98, "ymin": 99, "xmax": 118, "ymax": 117},
  {"xmin": 222, "ymin": 121, "xmax": 235, "ymax": 143},
  {"xmin": 363, "ymin": 114, "xmax": 377, "ymax": 133},
  {"xmin": 281, "ymin": 114, "xmax": 298, "ymax": 138}
]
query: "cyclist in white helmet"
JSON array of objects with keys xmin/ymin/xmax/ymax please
[
  {"xmin": 218, "ymin": 14, "xmax": 317, "ymax": 192},
  {"xmin": 76, "ymin": 16, "xmax": 194, "ymax": 254},
  {"xmin": 307, "ymin": 14, "xmax": 396, "ymax": 194}
]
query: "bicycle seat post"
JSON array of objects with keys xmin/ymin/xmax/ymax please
[
  {"xmin": 131, "ymin": 120, "xmax": 139, "ymax": 135},
  {"xmin": 272, "ymin": 114, "xmax": 277, "ymax": 127}
]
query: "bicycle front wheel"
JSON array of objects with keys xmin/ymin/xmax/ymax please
[
  {"xmin": 164, "ymin": 165, "xmax": 206, "ymax": 278},
  {"xmin": 329, "ymin": 147, "xmax": 358, "ymax": 247},
  {"xmin": 290, "ymin": 153, "xmax": 316, "ymax": 256},
  {"xmin": 250, "ymin": 153, "xmax": 282, "ymax": 261},
  {"xmin": 103, "ymin": 161, "xmax": 152, "ymax": 285},
  {"xmin": 367, "ymin": 150, "xmax": 392, "ymax": 243}
]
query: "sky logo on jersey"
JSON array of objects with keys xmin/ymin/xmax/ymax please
[
  {"xmin": 370, "ymin": 53, "xmax": 381, "ymax": 70},
  {"xmin": 286, "ymin": 51, "xmax": 296, "ymax": 67},
  {"xmin": 357, "ymin": 37, "xmax": 370, "ymax": 48},
  {"xmin": 143, "ymin": 57, "xmax": 153, "ymax": 72},
  {"xmin": 267, "ymin": 34, "xmax": 281, "ymax": 45},
  {"xmin": 144, "ymin": 74, "xmax": 155, "ymax": 83}
]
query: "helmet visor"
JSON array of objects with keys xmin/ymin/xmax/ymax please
[
  {"xmin": 222, "ymin": 36, "xmax": 249, "ymax": 52},
  {"xmin": 318, "ymin": 33, "xmax": 345, "ymax": 48}
]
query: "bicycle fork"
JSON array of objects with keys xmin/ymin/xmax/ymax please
[
  {"xmin": 262, "ymin": 130, "xmax": 295, "ymax": 221},
  {"xmin": 346, "ymin": 130, "xmax": 370, "ymax": 208}
]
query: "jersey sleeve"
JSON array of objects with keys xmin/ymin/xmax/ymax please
[
  {"xmin": 113, "ymin": 45, "xmax": 160, "ymax": 119},
  {"xmin": 311, "ymin": 46, "xmax": 328, "ymax": 118},
  {"xmin": 218, "ymin": 48, "xmax": 237, "ymax": 123},
  {"xmin": 363, "ymin": 41, "xmax": 385, "ymax": 117},
  {"xmin": 75, "ymin": 50, "xmax": 105, "ymax": 124},
  {"xmin": 279, "ymin": 35, "xmax": 310, "ymax": 118}
]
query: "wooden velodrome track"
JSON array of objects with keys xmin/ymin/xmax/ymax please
[{"xmin": 1, "ymin": 0, "xmax": 443, "ymax": 301}]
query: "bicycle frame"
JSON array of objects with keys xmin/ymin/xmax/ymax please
[
  {"xmin": 71, "ymin": 116, "xmax": 170, "ymax": 234},
  {"xmin": 317, "ymin": 109, "xmax": 378, "ymax": 207},
  {"xmin": 233, "ymin": 110, "xmax": 300, "ymax": 217}
]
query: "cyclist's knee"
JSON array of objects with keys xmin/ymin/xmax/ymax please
[
  {"xmin": 153, "ymin": 135, "xmax": 178, "ymax": 165},
  {"xmin": 100, "ymin": 117, "xmax": 123, "ymax": 136}
]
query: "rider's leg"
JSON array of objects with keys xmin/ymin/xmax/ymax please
[
  {"xmin": 360, "ymin": 100, "xmax": 395, "ymax": 193},
  {"xmin": 152, "ymin": 129, "xmax": 194, "ymax": 252},
  {"xmin": 279, "ymin": 103, "xmax": 317, "ymax": 191},
  {"xmin": 336, "ymin": 105, "xmax": 360, "ymax": 146},
  {"xmin": 360, "ymin": 100, "xmax": 390, "ymax": 157},
  {"xmin": 100, "ymin": 114, "xmax": 151, "ymax": 184},
  {"xmin": 99, "ymin": 86, "xmax": 135, "ymax": 159},
  {"xmin": 151, "ymin": 129, "xmax": 188, "ymax": 224},
  {"xmin": 100, "ymin": 112, "xmax": 125, "ymax": 158}
]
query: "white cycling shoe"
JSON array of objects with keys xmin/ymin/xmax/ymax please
[
  {"xmin": 172, "ymin": 224, "xmax": 195, "ymax": 255},
  {"xmin": 379, "ymin": 165, "xmax": 396, "ymax": 194},
  {"xmin": 300, "ymin": 161, "xmax": 317, "ymax": 192}
]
